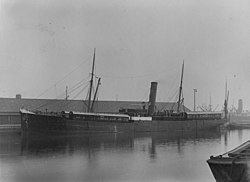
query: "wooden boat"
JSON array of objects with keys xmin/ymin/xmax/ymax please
[{"xmin": 207, "ymin": 140, "xmax": 250, "ymax": 182}]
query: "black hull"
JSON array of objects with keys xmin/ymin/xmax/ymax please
[
  {"xmin": 207, "ymin": 157, "xmax": 250, "ymax": 182},
  {"xmin": 21, "ymin": 112, "xmax": 226, "ymax": 134}
]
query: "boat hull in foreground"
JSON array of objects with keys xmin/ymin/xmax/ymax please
[{"xmin": 207, "ymin": 140, "xmax": 250, "ymax": 182}]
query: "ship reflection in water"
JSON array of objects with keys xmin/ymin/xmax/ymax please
[{"xmin": 1, "ymin": 129, "xmax": 250, "ymax": 182}]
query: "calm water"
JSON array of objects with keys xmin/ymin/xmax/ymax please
[{"xmin": 0, "ymin": 129, "xmax": 249, "ymax": 182}]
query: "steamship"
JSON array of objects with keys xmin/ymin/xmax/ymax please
[
  {"xmin": 227, "ymin": 99, "xmax": 250, "ymax": 129},
  {"xmin": 20, "ymin": 52, "xmax": 227, "ymax": 134}
]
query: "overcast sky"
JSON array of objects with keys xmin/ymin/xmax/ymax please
[{"xmin": 1, "ymin": 0, "xmax": 250, "ymax": 111}]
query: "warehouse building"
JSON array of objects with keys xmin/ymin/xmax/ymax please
[{"xmin": 0, "ymin": 96, "xmax": 190, "ymax": 125}]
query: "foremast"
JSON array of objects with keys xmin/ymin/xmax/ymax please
[
  {"xmin": 177, "ymin": 61, "xmax": 184, "ymax": 113},
  {"xmin": 87, "ymin": 48, "xmax": 101, "ymax": 113}
]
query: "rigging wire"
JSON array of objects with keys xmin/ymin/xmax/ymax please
[
  {"xmin": 67, "ymin": 79, "xmax": 89, "ymax": 96},
  {"xmin": 52, "ymin": 77, "xmax": 90, "ymax": 100},
  {"xmin": 170, "ymin": 92, "xmax": 179, "ymax": 111},
  {"xmin": 59, "ymin": 84, "xmax": 90, "ymax": 110},
  {"xmin": 99, "ymin": 69, "xmax": 168, "ymax": 80},
  {"xmin": 168, "ymin": 88, "xmax": 179, "ymax": 103},
  {"xmin": 141, "ymin": 89, "xmax": 150, "ymax": 103},
  {"xmin": 181, "ymin": 88, "xmax": 185, "ymax": 112},
  {"xmin": 36, "ymin": 55, "xmax": 91, "ymax": 98},
  {"xmin": 34, "ymin": 79, "xmax": 90, "ymax": 110},
  {"xmin": 85, "ymin": 83, "xmax": 90, "ymax": 101},
  {"xmin": 71, "ymin": 85, "xmax": 89, "ymax": 100},
  {"xmin": 158, "ymin": 91, "xmax": 178, "ymax": 112},
  {"xmin": 50, "ymin": 78, "xmax": 89, "ymax": 100}
]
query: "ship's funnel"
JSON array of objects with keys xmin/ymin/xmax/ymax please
[{"xmin": 148, "ymin": 82, "xmax": 158, "ymax": 116}]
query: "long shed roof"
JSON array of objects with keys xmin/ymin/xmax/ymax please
[{"xmin": 0, "ymin": 97, "xmax": 190, "ymax": 113}]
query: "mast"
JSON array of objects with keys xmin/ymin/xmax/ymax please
[
  {"xmin": 225, "ymin": 80, "xmax": 227, "ymax": 101},
  {"xmin": 90, "ymin": 77, "xmax": 101, "ymax": 112},
  {"xmin": 148, "ymin": 82, "xmax": 158, "ymax": 116},
  {"xmin": 87, "ymin": 48, "xmax": 96, "ymax": 112},
  {"xmin": 177, "ymin": 61, "xmax": 184, "ymax": 113},
  {"xmin": 65, "ymin": 86, "xmax": 69, "ymax": 100},
  {"xmin": 223, "ymin": 80, "xmax": 229, "ymax": 119}
]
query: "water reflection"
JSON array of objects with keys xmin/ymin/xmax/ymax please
[
  {"xmin": 17, "ymin": 130, "xmax": 222, "ymax": 158},
  {"xmin": 1, "ymin": 129, "xmax": 250, "ymax": 182},
  {"xmin": 20, "ymin": 133, "xmax": 135, "ymax": 157}
]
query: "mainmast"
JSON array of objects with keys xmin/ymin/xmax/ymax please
[
  {"xmin": 87, "ymin": 48, "xmax": 96, "ymax": 112},
  {"xmin": 177, "ymin": 61, "xmax": 184, "ymax": 113}
]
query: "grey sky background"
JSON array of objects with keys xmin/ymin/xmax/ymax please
[{"xmin": 1, "ymin": 0, "xmax": 250, "ymax": 111}]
